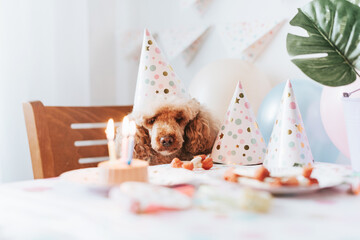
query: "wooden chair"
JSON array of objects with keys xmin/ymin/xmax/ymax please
[{"xmin": 23, "ymin": 101, "xmax": 132, "ymax": 179}]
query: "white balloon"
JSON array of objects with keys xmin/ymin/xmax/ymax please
[{"xmin": 189, "ymin": 59, "xmax": 271, "ymax": 120}]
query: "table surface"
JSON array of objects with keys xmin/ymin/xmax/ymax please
[{"xmin": 0, "ymin": 167, "xmax": 360, "ymax": 240}]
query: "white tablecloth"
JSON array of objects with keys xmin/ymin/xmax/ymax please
[{"xmin": 0, "ymin": 174, "xmax": 359, "ymax": 240}]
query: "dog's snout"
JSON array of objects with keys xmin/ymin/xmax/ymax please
[{"xmin": 160, "ymin": 136, "xmax": 174, "ymax": 147}]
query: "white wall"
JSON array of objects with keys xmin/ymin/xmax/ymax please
[
  {"xmin": 0, "ymin": 0, "xmax": 325, "ymax": 182},
  {"xmin": 0, "ymin": 0, "xmax": 91, "ymax": 182}
]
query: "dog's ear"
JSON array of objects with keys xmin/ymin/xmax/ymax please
[
  {"xmin": 115, "ymin": 122, "xmax": 153, "ymax": 161},
  {"xmin": 133, "ymin": 125, "xmax": 154, "ymax": 161},
  {"xmin": 184, "ymin": 108, "xmax": 219, "ymax": 155}
]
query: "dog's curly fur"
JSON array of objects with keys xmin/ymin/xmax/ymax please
[{"xmin": 116, "ymin": 97, "xmax": 219, "ymax": 165}]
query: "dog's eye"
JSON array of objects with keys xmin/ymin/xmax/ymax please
[
  {"xmin": 175, "ymin": 116, "xmax": 184, "ymax": 124},
  {"xmin": 147, "ymin": 117, "xmax": 156, "ymax": 125}
]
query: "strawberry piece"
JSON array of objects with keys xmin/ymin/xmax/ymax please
[
  {"xmin": 302, "ymin": 165, "xmax": 314, "ymax": 179},
  {"xmin": 171, "ymin": 158, "xmax": 183, "ymax": 168},
  {"xmin": 202, "ymin": 157, "xmax": 213, "ymax": 170},
  {"xmin": 182, "ymin": 162, "xmax": 194, "ymax": 171},
  {"xmin": 254, "ymin": 166, "xmax": 270, "ymax": 182}
]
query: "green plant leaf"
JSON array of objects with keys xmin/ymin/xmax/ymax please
[{"xmin": 287, "ymin": 0, "xmax": 360, "ymax": 86}]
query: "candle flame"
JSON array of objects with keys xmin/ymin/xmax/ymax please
[
  {"xmin": 105, "ymin": 118, "xmax": 115, "ymax": 140},
  {"xmin": 122, "ymin": 116, "xmax": 130, "ymax": 136},
  {"xmin": 129, "ymin": 121, "xmax": 136, "ymax": 136}
]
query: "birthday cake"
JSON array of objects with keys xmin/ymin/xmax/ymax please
[{"xmin": 98, "ymin": 159, "xmax": 148, "ymax": 185}]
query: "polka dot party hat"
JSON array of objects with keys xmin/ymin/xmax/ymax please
[
  {"xmin": 133, "ymin": 29, "xmax": 190, "ymax": 111},
  {"xmin": 211, "ymin": 81, "xmax": 266, "ymax": 165},
  {"xmin": 264, "ymin": 80, "xmax": 314, "ymax": 171}
]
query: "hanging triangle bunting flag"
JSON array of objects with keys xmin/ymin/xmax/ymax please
[{"xmin": 218, "ymin": 19, "xmax": 285, "ymax": 62}]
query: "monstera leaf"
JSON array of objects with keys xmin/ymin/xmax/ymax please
[
  {"xmin": 287, "ymin": 0, "xmax": 360, "ymax": 86},
  {"xmin": 348, "ymin": 0, "xmax": 360, "ymax": 6}
]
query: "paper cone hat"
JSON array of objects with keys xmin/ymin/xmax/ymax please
[
  {"xmin": 133, "ymin": 29, "xmax": 190, "ymax": 111},
  {"xmin": 211, "ymin": 81, "xmax": 267, "ymax": 165},
  {"xmin": 264, "ymin": 80, "xmax": 314, "ymax": 170}
]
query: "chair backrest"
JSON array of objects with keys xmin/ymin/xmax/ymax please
[{"xmin": 23, "ymin": 101, "xmax": 132, "ymax": 179}]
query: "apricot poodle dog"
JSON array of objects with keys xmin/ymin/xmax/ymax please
[{"xmin": 117, "ymin": 97, "xmax": 219, "ymax": 165}]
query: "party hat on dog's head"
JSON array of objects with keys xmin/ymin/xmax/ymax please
[
  {"xmin": 133, "ymin": 29, "xmax": 190, "ymax": 111},
  {"xmin": 211, "ymin": 81, "xmax": 267, "ymax": 165},
  {"xmin": 264, "ymin": 80, "xmax": 314, "ymax": 171}
]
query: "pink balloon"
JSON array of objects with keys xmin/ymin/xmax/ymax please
[{"xmin": 320, "ymin": 78, "xmax": 360, "ymax": 158}]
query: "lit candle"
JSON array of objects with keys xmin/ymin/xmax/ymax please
[
  {"xmin": 121, "ymin": 116, "xmax": 130, "ymax": 163},
  {"xmin": 105, "ymin": 118, "xmax": 117, "ymax": 162},
  {"xmin": 127, "ymin": 120, "xmax": 136, "ymax": 165}
]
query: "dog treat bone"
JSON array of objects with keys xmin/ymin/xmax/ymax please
[
  {"xmin": 196, "ymin": 154, "xmax": 207, "ymax": 160},
  {"xmin": 280, "ymin": 176, "xmax": 300, "ymax": 186},
  {"xmin": 171, "ymin": 157, "xmax": 213, "ymax": 171},
  {"xmin": 98, "ymin": 159, "xmax": 148, "ymax": 185},
  {"xmin": 109, "ymin": 182, "xmax": 192, "ymax": 214},
  {"xmin": 267, "ymin": 177, "xmax": 282, "ymax": 187},
  {"xmin": 196, "ymin": 185, "xmax": 272, "ymax": 213},
  {"xmin": 225, "ymin": 165, "xmax": 318, "ymax": 188},
  {"xmin": 191, "ymin": 156, "xmax": 203, "ymax": 168},
  {"xmin": 224, "ymin": 168, "xmax": 239, "ymax": 182}
]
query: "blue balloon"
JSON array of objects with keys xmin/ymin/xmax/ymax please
[{"xmin": 257, "ymin": 79, "xmax": 339, "ymax": 163}]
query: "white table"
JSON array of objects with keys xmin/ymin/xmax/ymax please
[{"xmin": 0, "ymin": 169, "xmax": 359, "ymax": 240}]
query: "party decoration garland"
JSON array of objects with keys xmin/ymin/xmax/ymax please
[
  {"xmin": 218, "ymin": 19, "xmax": 285, "ymax": 62},
  {"xmin": 158, "ymin": 26, "xmax": 210, "ymax": 65}
]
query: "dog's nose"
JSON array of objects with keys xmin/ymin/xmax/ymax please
[{"xmin": 160, "ymin": 136, "xmax": 174, "ymax": 147}]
